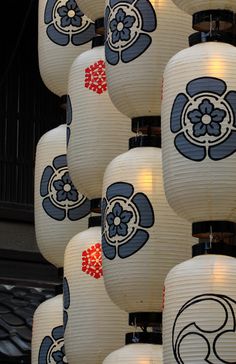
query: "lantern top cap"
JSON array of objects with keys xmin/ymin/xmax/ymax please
[
  {"xmin": 192, "ymin": 241, "xmax": 236, "ymax": 258},
  {"xmin": 192, "ymin": 9, "xmax": 234, "ymax": 32},
  {"xmin": 189, "ymin": 31, "xmax": 235, "ymax": 46},
  {"xmin": 125, "ymin": 332, "xmax": 162, "ymax": 345}
]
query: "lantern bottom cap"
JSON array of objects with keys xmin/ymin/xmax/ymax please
[
  {"xmin": 129, "ymin": 312, "xmax": 162, "ymax": 328},
  {"xmin": 192, "ymin": 9, "xmax": 234, "ymax": 32},
  {"xmin": 192, "ymin": 221, "xmax": 235, "ymax": 239},
  {"xmin": 125, "ymin": 332, "xmax": 162, "ymax": 345},
  {"xmin": 192, "ymin": 241, "xmax": 236, "ymax": 258},
  {"xmin": 90, "ymin": 198, "xmax": 101, "ymax": 214},
  {"xmin": 94, "ymin": 17, "xmax": 104, "ymax": 36},
  {"xmin": 132, "ymin": 116, "xmax": 161, "ymax": 135}
]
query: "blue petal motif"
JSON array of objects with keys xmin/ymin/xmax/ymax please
[
  {"xmin": 40, "ymin": 166, "xmax": 54, "ymax": 197},
  {"xmin": 135, "ymin": 0, "xmax": 157, "ymax": 32},
  {"xmin": 186, "ymin": 77, "xmax": 226, "ymax": 97},
  {"xmin": 211, "ymin": 108, "xmax": 226, "ymax": 122},
  {"xmin": 106, "ymin": 182, "xmax": 133, "ymax": 200},
  {"xmin": 62, "ymin": 172, "xmax": 71, "ymax": 184},
  {"xmin": 68, "ymin": 197, "xmax": 90, "ymax": 221},
  {"xmin": 117, "ymin": 222, "xmax": 128, "ymax": 236},
  {"xmin": 209, "ymin": 131, "xmax": 236, "ymax": 161},
  {"xmin": 206, "ymin": 122, "xmax": 221, "ymax": 137},
  {"xmin": 61, "ymin": 16, "xmax": 71, "ymax": 28},
  {"xmin": 71, "ymin": 15, "xmax": 82, "ymax": 27},
  {"xmin": 57, "ymin": 190, "xmax": 67, "ymax": 202},
  {"xmin": 46, "ymin": 24, "xmax": 70, "ymax": 46},
  {"xmin": 44, "ymin": 0, "xmax": 57, "ymax": 24},
  {"xmin": 53, "ymin": 155, "xmax": 67, "ymax": 170},
  {"xmin": 199, "ymin": 99, "xmax": 213, "ymax": 115},
  {"xmin": 107, "ymin": 212, "xmax": 115, "ymax": 225},
  {"xmin": 38, "ymin": 336, "xmax": 53, "ymax": 363},
  {"xmin": 71, "ymin": 23, "xmax": 95, "ymax": 46},
  {"xmin": 188, "ymin": 109, "xmax": 202, "ymax": 124},
  {"xmin": 110, "ymin": 18, "xmax": 118, "ymax": 32},
  {"xmin": 131, "ymin": 193, "xmax": 154, "ymax": 228},
  {"xmin": 224, "ymin": 91, "xmax": 236, "ymax": 127},
  {"xmin": 102, "ymin": 235, "xmax": 116, "ymax": 260},
  {"xmin": 193, "ymin": 122, "xmax": 207, "ymax": 137},
  {"xmin": 121, "ymin": 33, "xmax": 151, "ymax": 63},
  {"xmin": 53, "ymin": 180, "xmax": 64, "ymax": 191},
  {"xmin": 63, "ymin": 277, "xmax": 70, "ymax": 310},
  {"xmin": 52, "ymin": 326, "xmax": 64, "ymax": 340},
  {"xmin": 174, "ymin": 133, "xmax": 206, "ymax": 162},
  {"xmin": 52, "ymin": 350, "xmax": 63, "ymax": 362},
  {"xmin": 66, "ymin": 95, "xmax": 72, "ymax": 125},
  {"xmin": 123, "ymin": 15, "xmax": 135, "ymax": 28},
  {"xmin": 112, "ymin": 29, "xmax": 120, "ymax": 43},
  {"xmin": 67, "ymin": 0, "xmax": 76, "ymax": 10},
  {"xmin": 67, "ymin": 189, "xmax": 78, "ymax": 201},
  {"xmin": 109, "ymin": 224, "xmax": 117, "ymax": 238},
  {"xmin": 116, "ymin": 8, "xmax": 125, "ymax": 22},
  {"xmin": 120, "ymin": 210, "xmax": 133, "ymax": 223},
  {"xmin": 113, "ymin": 202, "xmax": 122, "ymax": 217},
  {"xmin": 120, "ymin": 27, "xmax": 131, "ymax": 41},
  {"xmin": 57, "ymin": 6, "xmax": 68, "ymax": 17},
  {"xmin": 118, "ymin": 229, "xmax": 149, "ymax": 258},
  {"xmin": 42, "ymin": 197, "xmax": 66, "ymax": 221},
  {"xmin": 171, "ymin": 93, "xmax": 189, "ymax": 133}
]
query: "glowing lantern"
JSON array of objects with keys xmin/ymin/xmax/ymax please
[
  {"xmin": 161, "ymin": 35, "xmax": 236, "ymax": 240},
  {"xmin": 32, "ymin": 295, "xmax": 66, "ymax": 364},
  {"xmin": 101, "ymin": 136, "xmax": 194, "ymax": 325},
  {"xmin": 35, "ymin": 124, "xmax": 90, "ymax": 268},
  {"xmin": 64, "ymin": 216, "xmax": 129, "ymax": 364},
  {"xmin": 103, "ymin": 332, "xmax": 163, "ymax": 364},
  {"xmin": 163, "ymin": 243, "xmax": 236, "ymax": 363},
  {"xmin": 67, "ymin": 38, "xmax": 131, "ymax": 204},
  {"xmin": 104, "ymin": 0, "xmax": 192, "ymax": 130},
  {"xmin": 38, "ymin": 0, "xmax": 95, "ymax": 96}
]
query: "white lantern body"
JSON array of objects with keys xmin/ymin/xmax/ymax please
[
  {"xmin": 38, "ymin": 0, "xmax": 95, "ymax": 96},
  {"xmin": 76, "ymin": 0, "xmax": 105, "ymax": 22},
  {"xmin": 67, "ymin": 44, "xmax": 131, "ymax": 200},
  {"xmin": 161, "ymin": 42, "xmax": 236, "ymax": 224},
  {"xmin": 171, "ymin": 1, "xmax": 236, "ymax": 15},
  {"xmin": 64, "ymin": 225, "xmax": 129, "ymax": 364},
  {"xmin": 104, "ymin": 0, "xmax": 191, "ymax": 119},
  {"xmin": 163, "ymin": 254, "xmax": 236, "ymax": 363},
  {"xmin": 101, "ymin": 145, "xmax": 193, "ymax": 313},
  {"xmin": 103, "ymin": 343, "xmax": 163, "ymax": 364},
  {"xmin": 32, "ymin": 295, "xmax": 66, "ymax": 364},
  {"xmin": 34, "ymin": 124, "xmax": 90, "ymax": 268}
]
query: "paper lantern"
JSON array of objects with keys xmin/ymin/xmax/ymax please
[
  {"xmin": 32, "ymin": 295, "xmax": 66, "ymax": 364},
  {"xmin": 104, "ymin": 0, "xmax": 191, "ymax": 126},
  {"xmin": 63, "ymin": 217, "xmax": 129, "ymax": 364},
  {"xmin": 163, "ymin": 245, "xmax": 236, "ymax": 363},
  {"xmin": 67, "ymin": 39, "xmax": 131, "ymax": 201},
  {"xmin": 161, "ymin": 37, "xmax": 236, "ymax": 239},
  {"xmin": 35, "ymin": 124, "xmax": 90, "ymax": 268},
  {"xmin": 103, "ymin": 332, "xmax": 163, "ymax": 364},
  {"xmin": 101, "ymin": 136, "xmax": 193, "ymax": 320},
  {"xmin": 38, "ymin": 0, "xmax": 95, "ymax": 96},
  {"xmin": 171, "ymin": 1, "xmax": 236, "ymax": 31}
]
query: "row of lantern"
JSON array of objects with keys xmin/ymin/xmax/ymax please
[{"xmin": 32, "ymin": 0, "xmax": 236, "ymax": 363}]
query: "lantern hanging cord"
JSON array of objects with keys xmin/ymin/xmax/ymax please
[{"xmin": 0, "ymin": 0, "xmax": 34, "ymax": 90}]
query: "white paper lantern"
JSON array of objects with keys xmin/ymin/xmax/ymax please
[
  {"xmin": 32, "ymin": 295, "xmax": 66, "ymax": 364},
  {"xmin": 38, "ymin": 0, "xmax": 95, "ymax": 96},
  {"xmin": 104, "ymin": 0, "xmax": 191, "ymax": 122},
  {"xmin": 76, "ymin": 0, "xmax": 105, "ymax": 22},
  {"xmin": 101, "ymin": 137, "xmax": 194, "ymax": 315},
  {"xmin": 163, "ymin": 252, "xmax": 236, "ymax": 363},
  {"xmin": 103, "ymin": 334, "xmax": 163, "ymax": 364},
  {"xmin": 63, "ymin": 218, "xmax": 129, "ymax": 364},
  {"xmin": 161, "ymin": 40, "xmax": 236, "ymax": 237},
  {"xmin": 67, "ymin": 42, "xmax": 131, "ymax": 200},
  {"xmin": 171, "ymin": 0, "xmax": 236, "ymax": 15},
  {"xmin": 35, "ymin": 124, "xmax": 90, "ymax": 268}
]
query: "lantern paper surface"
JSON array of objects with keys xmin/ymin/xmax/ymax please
[
  {"xmin": 63, "ymin": 226, "xmax": 129, "ymax": 364},
  {"xmin": 67, "ymin": 45, "xmax": 131, "ymax": 200},
  {"xmin": 76, "ymin": 0, "xmax": 105, "ymax": 22},
  {"xmin": 161, "ymin": 41, "xmax": 236, "ymax": 224},
  {"xmin": 163, "ymin": 254, "xmax": 236, "ymax": 363},
  {"xmin": 35, "ymin": 124, "xmax": 90, "ymax": 268},
  {"xmin": 172, "ymin": 1, "xmax": 236, "ymax": 15},
  {"xmin": 38, "ymin": 0, "xmax": 95, "ymax": 96},
  {"xmin": 101, "ymin": 146, "xmax": 194, "ymax": 313},
  {"xmin": 31, "ymin": 295, "xmax": 66, "ymax": 364},
  {"xmin": 103, "ymin": 343, "xmax": 163, "ymax": 364},
  {"xmin": 104, "ymin": 0, "xmax": 191, "ymax": 119}
]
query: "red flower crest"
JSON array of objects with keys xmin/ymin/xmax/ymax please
[
  {"xmin": 82, "ymin": 243, "xmax": 103, "ymax": 279},
  {"xmin": 84, "ymin": 60, "xmax": 107, "ymax": 95}
]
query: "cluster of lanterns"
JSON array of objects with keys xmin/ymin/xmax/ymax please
[{"xmin": 32, "ymin": 0, "xmax": 236, "ymax": 363}]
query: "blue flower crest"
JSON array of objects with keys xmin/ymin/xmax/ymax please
[
  {"xmin": 66, "ymin": 95, "xmax": 72, "ymax": 146},
  {"xmin": 44, "ymin": 0, "xmax": 95, "ymax": 46},
  {"xmin": 38, "ymin": 326, "xmax": 67, "ymax": 364},
  {"xmin": 170, "ymin": 77, "xmax": 236, "ymax": 161},
  {"xmin": 102, "ymin": 182, "xmax": 154, "ymax": 260},
  {"xmin": 105, "ymin": 0, "xmax": 157, "ymax": 65},
  {"xmin": 40, "ymin": 154, "xmax": 90, "ymax": 221},
  {"xmin": 63, "ymin": 277, "xmax": 70, "ymax": 330}
]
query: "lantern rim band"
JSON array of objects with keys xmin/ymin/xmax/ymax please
[
  {"xmin": 192, "ymin": 241, "xmax": 236, "ymax": 258},
  {"xmin": 129, "ymin": 136, "xmax": 161, "ymax": 149},
  {"xmin": 192, "ymin": 10, "xmax": 234, "ymax": 32},
  {"xmin": 88, "ymin": 216, "xmax": 101, "ymax": 227},
  {"xmin": 95, "ymin": 17, "xmax": 104, "ymax": 36},
  {"xmin": 129, "ymin": 312, "xmax": 162, "ymax": 328},
  {"xmin": 90, "ymin": 198, "xmax": 101, "ymax": 214},
  {"xmin": 125, "ymin": 332, "xmax": 162, "ymax": 345},
  {"xmin": 192, "ymin": 221, "xmax": 235, "ymax": 239},
  {"xmin": 189, "ymin": 31, "xmax": 235, "ymax": 46},
  {"xmin": 92, "ymin": 35, "xmax": 104, "ymax": 48},
  {"xmin": 132, "ymin": 116, "xmax": 161, "ymax": 135}
]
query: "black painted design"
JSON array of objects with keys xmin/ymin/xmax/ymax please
[
  {"xmin": 170, "ymin": 77, "xmax": 236, "ymax": 161},
  {"xmin": 172, "ymin": 294, "xmax": 236, "ymax": 363},
  {"xmin": 40, "ymin": 154, "xmax": 90, "ymax": 221},
  {"xmin": 44, "ymin": 0, "xmax": 95, "ymax": 46},
  {"xmin": 102, "ymin": 182, "xmax": 154, "ymax": 260},
  {"xmin": 105, "ymin": 0, "xmax": 157, "ymax": 65}
]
